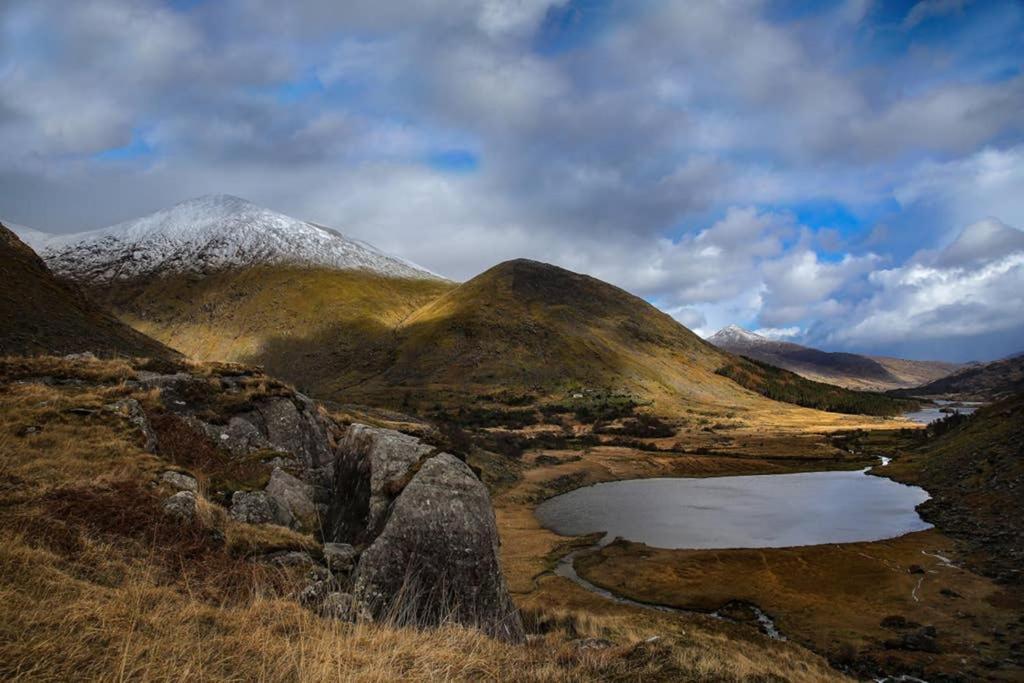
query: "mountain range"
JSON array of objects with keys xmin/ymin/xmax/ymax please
[
  {"xmin": 707, "ymin": 324, "xmax": 959, "ymax": 391},
  {"xmin": 8, "ymin": 196, "xmax": 962, "ymax": 415}
]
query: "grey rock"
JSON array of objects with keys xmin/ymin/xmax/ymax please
[
  {"xmin": 351, "ymin": 453, "xmax": 525, "ymax": 643},
  {"xmin": 162, "ymin": 491, "xmax": 198, "ymax": 523},
  {"xmin": 327, "ymin": 424, "xmax": 435, "ymax": 542},
  {"xmin": 323, "ymin": 542, "xmax": 358, "ymax": 574},
  {"xmin": 201, "ymin": 415, "xmax": 273, "ymax": 457},
  {"xmin": 160, "ymin": 470, "xmax": 198, "ymax": 493},
  {"xmin": 104, "ymin": 398, "xmax": 158, "ymax": 452},
  {"xmin": 257, "ymin": 396, "xmax": 335, "ymax": 469},
  {"xmin": 230, "ymin": 490, "xmax": 294, "ymax": 528},
  {"xmin": 266, "ymin": 468, "xmax": 318, "ymax": 531}
]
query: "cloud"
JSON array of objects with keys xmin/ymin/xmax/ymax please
[
  {"xmin": 753, "ymin": 326, "xmax": 802, "ymax": 340},
  {"xmin": 1, "ymin": 0, "xmax": 1023, "ymax": 359},
  {"xmin": 903, "ymin": 0, "xmax": 970, "ymax": 29},
  {"xmin": 826, "ymin": 221, "xmax": 1024, "ymax": 348}
]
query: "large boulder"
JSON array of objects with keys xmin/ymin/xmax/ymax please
[
  {"xmin": 326, "ymin": 424, "xmax": 435, "ymax": 543},
  {"xmin": 351, "ymin": 453, "xmax": 525, "ymax": 643}
]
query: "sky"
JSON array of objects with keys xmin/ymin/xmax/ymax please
[{"xmin": 1, "ymin": 0, "xmax": 1023, "ymax": 362}]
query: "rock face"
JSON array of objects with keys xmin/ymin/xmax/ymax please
[
  {"xmin": 230, "ymin": 490, "xmax": 293, "ymax": 528},
  {"xmin": 350, "ymin": 452, "xmax": 525, "ymax": 643},
  {"xmin": 266, "ymin": 467, "xmax": 318, "ymax": 531},
  {"xmin": 141, "ymin": 372, "xmax": 520, "ymax": 642},
  {"xmin": 326, "ymin": 424, "xmax": 435, "ymax": 543}
]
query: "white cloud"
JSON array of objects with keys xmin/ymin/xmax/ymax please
[
  {"xmin": 829, "ymin": 222, "xmax": 1024, "ymax": 345},
  {"xmin": 754, "ymin": 326, "xmax": 802, "ymax": 340}
]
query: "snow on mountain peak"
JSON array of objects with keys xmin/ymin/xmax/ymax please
[
  {"xmin": 707, "ymin": 324, "xmax": 769, "ymax": 347},
  {"xmin": 19, "ymin": 195, "xmax": 442, "ymax": 283}
]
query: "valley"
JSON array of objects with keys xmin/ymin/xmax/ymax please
[
  {"xmin": 2, "ymin": 197, "xmax": 1021, "ymax": 682},
  {"xmin": 4, "ymin": 4, "xmax": 1024, "ymax": 681}
]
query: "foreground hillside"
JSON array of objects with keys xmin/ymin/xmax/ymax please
[
  {"xmin": 0, "ymin": 223, "xmax": 175, "ymax": 360},
  {"xmin": 708, "ymin": 325, "xmax": 958, "ymax": 391},
  {"xmin": 884, "ymin": 393, "xmax": 1024, "ymax": 584},
  {"xmin": 0, "ymin": 355, "xmax": 844, "ymax": 682}
]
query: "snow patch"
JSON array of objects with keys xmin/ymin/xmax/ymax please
[{"xmin": 18, "ymin": 195, "xmax": 442, "ymax": 283}]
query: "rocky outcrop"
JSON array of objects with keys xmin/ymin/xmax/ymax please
[
  {"xmin": 140, "ymin": 372, "xmax": 520, "ymax": 642},
  {"xmin": 326, "ymin": 424, "xmax": 435, "ymax": 543},
  {"xmin": 350, "ymin": 452, "xmax": 525, "ymax": 643}
]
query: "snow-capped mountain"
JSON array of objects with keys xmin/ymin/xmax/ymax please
[
  {"xmin": 18, "ymin": 195, "xmax": 441, "ymax": 283},
  {"xmin": 706, "ymin": 324, "xmax": 775, "ymax": 349}
]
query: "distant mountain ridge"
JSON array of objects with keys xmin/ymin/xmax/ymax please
[
  {"xmin": 891, "ymin": 352, "xmax": 1024, "ymax": 400},
  {"xmin": 18, "ymin": 194, "xmax": 441, "ymax": 283},
  {"xmin": 707, "ymin": 325, "xmax": 959, "ymax": 391}
]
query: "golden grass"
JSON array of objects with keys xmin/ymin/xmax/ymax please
[{"xmin": 0, "ymin": 356, "xmax": 851, "ymax": 681}]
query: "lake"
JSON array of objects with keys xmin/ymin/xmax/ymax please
[
  {"xmin": 902, "ymin": 399, "xmax": 982, "ymax": 424},
  {"xmin": 535, "ymin": 469, "xmax": 932, "ymax": 550}
]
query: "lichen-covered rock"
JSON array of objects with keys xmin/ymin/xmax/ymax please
[
  {"xmin": 200, "ymin": 415, "xmax": 273, "ymax": 457},
  {"xmin": 351, "ymin": 453, "xmax": 524, "ymax": 643},
  {"xmin": 230, "ymin": 490, "xmax": 293, "ymax": 528},
  {"xmin": 162, "ymin": 491, "xmax": 198, "ymax": 522},
  {"xmin": 326, "ymin": 424, "xmax": 435, "ymax": 543},
  {"xmin": 323, "ymin": 542, "xmax": 358, "ymax": 574},
  {"xmin": 160, "ymin": 470, "xmax": 198, "ymax": 493},
  {"xmin": 256, "ymin": 396, "xmax": 335, "ymax": 470},
  {"xmin": 266, "ymin": 467, "xmax": 318, "ymax": 531}
]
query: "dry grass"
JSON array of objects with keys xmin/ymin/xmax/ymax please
[{"xmin": 0, "ymin": 356, "xmax": 848, "ymax": 681}]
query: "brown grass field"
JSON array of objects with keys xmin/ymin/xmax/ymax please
[{"xmin": 0, "ymin": 355, "xmax": 854, "ymax": 681}]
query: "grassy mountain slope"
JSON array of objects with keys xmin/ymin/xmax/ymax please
[
  {"xmin": 87, "ymin": 266, "xmax": 453, "ymax": 393},
  {"xmin": 715, "ymin": 355, "xmax": 919, "ymax": 416},
  {"xmin": 312, "ymin": 259, "xmax": 750, "ymax": 405},
  {"xmin": 304, "ymin": 260, "xmax": 914, "ymax": 423},
  {"xmin": 0, "ymin": 222, "xmax": 175, "ymax": 359},
  {"xmin": 891, "ymin": 353, "xmax": 1024, "ymax": 400}
]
